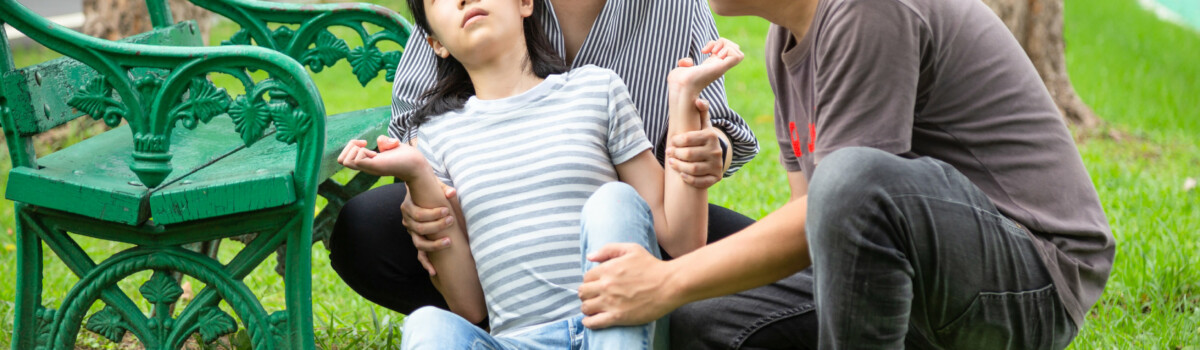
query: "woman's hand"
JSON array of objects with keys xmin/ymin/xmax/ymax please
[
  {"xmin": 667, "ymin": 99, "xmax": 724, "ymax": 189},
  {"xmin": 402, "ymin": 183, "xmax": 459, "ymax": 276}
]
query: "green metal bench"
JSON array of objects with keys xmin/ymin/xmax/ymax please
[{"xmin": 1, "ymin": 0, "xmax": 411, "ymax": 348}]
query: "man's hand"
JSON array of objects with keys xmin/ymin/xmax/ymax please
[
  {"xmin": 402, "ymin": 183, "xmax": 459, "ymax": 276},
  {"xmin": 667, "ymin": 99, "xmax": 724, "ymax": 188},
  {"xmin": 579, "ymin": 243, "xmax": 682, "ymax": 329}
]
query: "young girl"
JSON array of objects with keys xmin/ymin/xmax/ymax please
[{"xmin": 337, "ymin": 0, "xmax": 744, "ymax": 347}]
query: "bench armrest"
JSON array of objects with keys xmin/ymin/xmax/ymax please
[
  {"xmin": 0, "ymin": 0, "xmax": 326, "ymax": 192},
  {"xmin": 190, "ymin": 0, "xmax": 414, "ymax": 86}
]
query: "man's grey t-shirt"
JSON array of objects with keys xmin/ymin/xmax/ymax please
[{"xmin": 766, "ymin": 0, "xmax": 1115, "ymax": 325}]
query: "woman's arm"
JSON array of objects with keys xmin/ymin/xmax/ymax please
[{"xmin": 388, "ymin": 27, "xmax": 438, "ymax": 143}]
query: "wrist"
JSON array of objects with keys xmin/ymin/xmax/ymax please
[
  {"xmin": 396, "ymin": 159, "xmax": 433, "ymax": 183},
  {"xmin": 667, "ymin": 81, "xmax": 703, "ymax": 102},
  {"xmin": 660, "ymin": 259, "xmax": 694, "ymax": 310}
]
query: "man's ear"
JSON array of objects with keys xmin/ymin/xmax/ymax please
[
  {"xmin": 426, "ymin": 36, "xmax": 450, "ymax": 58},
  {"xmin": 519, "ymin": 0, "xmax": 534, "ymax": 18}
]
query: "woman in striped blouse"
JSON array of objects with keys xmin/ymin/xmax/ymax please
[{"xmin": 329, "ymin": 0, "xmax": 819, "ymax": 348}]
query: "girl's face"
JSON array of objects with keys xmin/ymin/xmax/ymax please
[{"xmin": 423, "ymin": 0, "xmax": 534, "ymax": 66}]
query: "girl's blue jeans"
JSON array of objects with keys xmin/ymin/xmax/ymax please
[{"xmin": 401, "ymin": 182, "xmax": 663, "ymax": 349}]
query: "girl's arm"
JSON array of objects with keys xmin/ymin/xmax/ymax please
[
  {"xmin": 339, "ymin": 140, "xmax": 487, "ymax": 324},
  {"xmin": 407, "ymin": 168, "xmax": 487, "ymax": 324},
  {"xmin": 616, "ymin": 150, "xmax": 707, "ymax": 258}
]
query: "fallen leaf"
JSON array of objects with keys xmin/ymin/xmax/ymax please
[
  {"xmin": 181, "ymin": 280, "xmax": 194, "ymax": 302},
  {"xmin": 6, "ymin": 228, "xmax": 12, "ymax": 235},
  {"xmin": 1185, "ymin": 177, "xmax": 1197, "ymax": 192}
]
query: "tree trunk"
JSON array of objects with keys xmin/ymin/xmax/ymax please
[
  {"xmin": 981, "ymin": 0, "xmax": 1103, "ymax": 131},
  {"xmin": 82, "ymin": 0, "xmax": 213, "ymax": 44}
]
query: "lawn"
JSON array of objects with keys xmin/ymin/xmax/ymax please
[{"xmin": 2, "ymin": 0, "xmax": 1199, "ymax": 348}]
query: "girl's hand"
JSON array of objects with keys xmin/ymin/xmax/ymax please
[
  {"xmin": 337, "ymin": 139, "xmax": 372, "ymax": 171},
  {"xmin": 377, "ymin": 135, "xmax": 402, "ymax": 152},
  {"xmin": 668, "ymin": 38, "xmax": 745, "ymax": 94},
  {"xmin": 336, "ymin": 139, "xmax": 431, "ymax": 180}
]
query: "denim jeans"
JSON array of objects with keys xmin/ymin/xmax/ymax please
[
  {"xmin": 401, "ymin": 182, "xmax": 662, "ymax": 349},
  {"xmin": 805, "ymin": 147, "xmax": 1077, "ymax": 349},
  {"xmin": 670, "ymin": 270, "xmax": 818, "ymax": 349}
]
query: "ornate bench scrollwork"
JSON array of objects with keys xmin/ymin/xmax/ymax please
[{"xmin": 0, "ymin": 0, "xmax": 405, "ymax": 348}]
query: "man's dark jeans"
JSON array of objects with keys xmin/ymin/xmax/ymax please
[{"xmin": 805, "ymin": 147, "xmax": 1077, "ymax": 349}]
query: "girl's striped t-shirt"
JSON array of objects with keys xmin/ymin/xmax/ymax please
[{"xmin": 416, "ymin": 65, "xmax": 652, "ymax": 336}]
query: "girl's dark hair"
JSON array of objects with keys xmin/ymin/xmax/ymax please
[{"xmin": 406, "ymin": 0, "xmax": 568, "ymax": 127}]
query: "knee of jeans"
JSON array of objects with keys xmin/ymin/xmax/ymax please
[
  {"xmin": 581, "ymin": 182, "xmax": 655, "ymax": 244},
  {"xmin": 807, "ymin": 148, "xmax": 902, "ymax": 248},
  {"xmin": 402, "ymin": 307, "xmax": 459, "ymax": 344},
  {"xmin": 584, "ymin": 182, "xmax": 647, "ymax": 216}
]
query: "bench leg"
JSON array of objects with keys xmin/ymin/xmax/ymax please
[
  {"xmin": 284, "ymin": 204, "xmax": 317, "ymax": 349},
  {"xmin": 272, "ymin": 171, "xmax": 382, "ymax": 276},
  {"xmin": 11, "ymin": 205, "xmax": 45, "ymax": 350}
]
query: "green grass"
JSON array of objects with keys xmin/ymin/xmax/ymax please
[
  {"xmin": 2, "ymin": 0, "xmax": 1199, "ymax": 348},
  {"xmin": 1061, "ymin": 0, "xmax": 1200, "ymax": 347}
]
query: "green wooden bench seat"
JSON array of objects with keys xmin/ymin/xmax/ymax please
[
  {"xmin": 7, "ymin": 106, "xmax": 388, "ymax": 226},
  {"xmin": 1, "ymin": 0, "xmax": 411, "ymax": 348}
]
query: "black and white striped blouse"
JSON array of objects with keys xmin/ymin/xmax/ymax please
[{"xmin": 389, "ymin": 0, "xmax": 759, "ymax": 176}]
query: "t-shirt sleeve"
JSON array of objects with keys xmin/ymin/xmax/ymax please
[
  {"xmin": 775, "ymin": 106, "xmax": 805, "ymax": 173},
  {"xmin": 605, "ymin": 70, "xmax": 653, "ymax": 165},
  {"xmin": 416, "ymin": 131, "xmax": 454, "ymax": 188},
  {"xmin": 388, "ymin": 27, "xmax": 438, "ymax": 143},
  {"xmin": 812, "ymin": 0, "xmax": 925, "ymax": 163}
]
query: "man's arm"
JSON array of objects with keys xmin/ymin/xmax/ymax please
[
  {"xmin": 578, "ymin": 172, "xmax": 811, "ymax": 328},
  {"xmin": 579, "ymin": 194, "xmax": 811, "ymax": 328},
  {"xmin": 788, "ymin": 171, "xmax": 809, "ymax": 202}
]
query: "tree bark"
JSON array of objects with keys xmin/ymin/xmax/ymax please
[
  {"xmin": 82, "ymin": 0, "xmax": 213, "ymax": 44},
  {"xmin": 981, "ymin": 0, "xmax": 1103, "ymax": 131}
]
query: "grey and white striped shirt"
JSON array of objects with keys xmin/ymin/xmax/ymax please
[
  {"xmin": 391, "ymin": 0, "xmax": 758, "ymax": 176},
  {"xmin": 417, "ymin": 66, "xmax": 651, "ymax": 335}
]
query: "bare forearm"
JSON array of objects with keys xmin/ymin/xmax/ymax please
[
  {"xmin": 664, "ymin": 196, "xmax": 812, "ymax": 306},
  {"xmin": 662, "ymin": 86, "xmax": 709, "ymax": 257},
  {"xmin": 405, "ymin": 171, "xmax": 487, "ymax": 323}
]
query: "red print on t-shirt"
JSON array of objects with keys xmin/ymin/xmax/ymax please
[
  {"xmin": 789, "ymin": 122, "xmax": 803, "ymax": 158},
  {"xmin": 788, "ymin": 122, "xmax": 818, "ymax": 158},
  {"xmin": 808, "ymin": 122, "xmax": 816, "ymax": 153}
]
